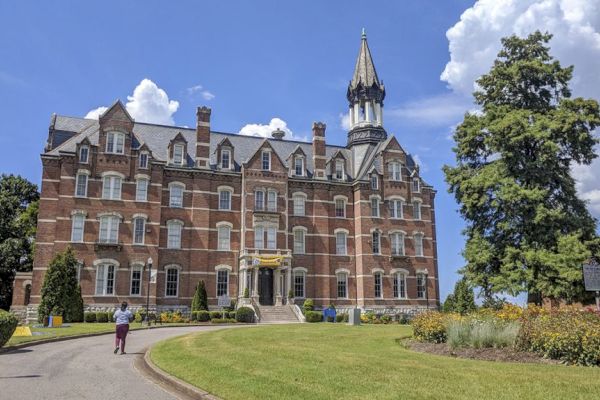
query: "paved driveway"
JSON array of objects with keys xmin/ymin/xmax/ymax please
[{"xmin": 0, "ymin": 326, "xmax": 236, "ymax": 400}]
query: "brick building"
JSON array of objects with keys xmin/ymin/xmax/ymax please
[{"xmin": 12, "ymin": 32, "xmax": 439, "ymax": 322}]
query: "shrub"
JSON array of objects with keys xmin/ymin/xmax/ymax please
[
  {"xmin": 134, "ymin": 309, "xmax": 145, "ymax": 323},
  {"xmin": 447, "ymin": 319, "xmax": 519, "ymax": 349},
  {"xmin": 381, "ymin": 315, "xmax": 392, "ymax": 324},
  {"xmin": 38, "ymin": 247, "xmax": 80, "ymax": 322},
  {"xmin": 84, "ymin": 312, "xmax": 96, "ymax": 323},
  {"xmin": 191, "ymin": 280, "xmax": 209, "ymax": 311},
  {"xmin": 412, "ymin": 311, "xmax": 451, "ymax": 343},
  {"xmin": 236, "ymin": 307, "xmax": 255, "ymax": 323},
  {"xmin": 243, "ymin": 287, "xmax": 250, "ymax": 298},
  {"xmin": 95, "ymin": 312, "xmax": 109, "ymax": 323},
  {"xmin": 227, "ymin": 311, "xmax": 237, "ymax": 319},
  {"xmin": 196, "ymin": 310, "xmax": 210, "ymax": 322},
  {"xmin": 209, "ymin": 311, "xmax": 222, "ymax": 319},
  {"xmin": 398, "ymin": 314, "xmax": 412, "ymax": 325},
  {"xmin": 336, "ymin": 313, "xmax": 348, "ymax": 323},
  {"xmin": 305, "ymin": 311, "xmax": 323, "ymax": 323},
  {"xmin": 0, "ymin": 310, "xmax": 19, "ymax": 347},
  {"xmin": 303, "ymin": 299, "xmax": 314, "ymax": 313},
  {"xmin": 211, "ymin": 318, "xmax": 236, "ymax": 324}
]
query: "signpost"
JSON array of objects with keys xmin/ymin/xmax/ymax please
[
  {"xmin": 218, "ymin": 295, "xmax": 231, "ymax": 320},
  {"xmin": 582, "ymin": 262, "xmax": 600, "ymax": 311}
]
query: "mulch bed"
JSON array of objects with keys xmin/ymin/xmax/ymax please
[{"xmin": 405, "ymin": 340, "xmax": 560, "ymax": 365}]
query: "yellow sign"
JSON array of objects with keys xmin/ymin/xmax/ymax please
[
  {"xmin": 254, "ymin": 256, "xmax": 282, "ymax": 268},
  {"xmin": 13, "ymin": 326, "xmax": 32, "ymax": 337},
  {"xmin": 49, "ymin": 315, "xmax": 63, "ymax": 327}
]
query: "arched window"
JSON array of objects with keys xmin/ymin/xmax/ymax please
[
  {"xmin": 267, "ymin": 189, "xmax": 277, "ymax": 212},
  {"xmin": 255, "ymin": 189, "xmax": 265, "ymax": 210},
  {"xmin": 293, "ymin": 227, "xmax": 306, "ymax": 254},
  {"xmin": 71, "ymin": 212, "xmax": 85, "ymax": 243},
  {"xmin": 221, "ymin": 148, "xmax": 231, "ymax": 169},
  {"xmin": 136, "ymin": 178, "xmax": 148, "ymax": 202},
  {"xmin": 167, "ymin": 220, "xmax": 183, "ymax": 249},
  {"xmin": 165, "ymin": 266, "xmax": 180, "ymax": 297},
  {"xmin": 336, "ymin": 270, "xmax": 348, "ymax": 298},
  {"xmin": 293, "ymin": 268, "xmax": 306, "ymax": 298},
  {"xmin": 393, "ymin": 272, "xmax": 407, "ymax": 299},
  {"xmin": 414, "ymin": 233, "xmax": 424, "ymax": 257},
  {"xmin": 388, "ymin": 161, "xmax": 402, "ymax": 181},
  {"xmin": 294, "ymin": 156, "xmax": 304, "ymax": 176},
  {"xmin": 106, "ymin": 131, "xmax": 125, "ymax": 154},
  {"xmin": 390, "ymin": 232, "xmax": 405, "ymax": 256},
  {"xmin": 79, "ymin": 145, "xmax": 89, "ymax": 163},
  {"xmin": 371, "ymin": 196, "xmax": 380, "ymax": 218},
  {"xmin": 130, "ymin": 264, "xmax": 143, "ymax": 296},
  {"xmin": 95, "ymin": 261, "xmax": 117, "ymax": 295},
  {"xmin": 169, "ymin": 182, "xmax": 185, "ymax": 208},
  {"xmin": 293, "ymin": 193, "xmax": 306, "ymax": 216},
  {"xmin": 372, "ymin": 231, "xmax": 381, "ymax": 254},
  {"xmin": 218, "ymin": 186, "xmax": 233, "ymax": 210},
  {"xmin": 335, "ymin": 230, "xmax": 347, "ymax": 255},
  {"xmin": 389, "ymin": 198, "xmax": 404, "ymax": 219},
  {"xmin": 99, "ymin": 214, "xmax": 120, "ymax": 244},
  {"xmin": 334, "ymin": 160, "xmax": 345, "ymax": 180},
  {"xmin": 217, "ymin": 223, "xmax": 231, "ymax": 251},
  {"xmin": 75, "ymin": 170, "xmax": 89, "ymax": 197},
  {"xmin": 216, "ymin": 266, "xmax": 230, "ymax": 296},
  {"xmin": 334, "ymin": 196, "xmax": 346, "ymax": 218},
  {"xmin": 173, "ymin": 144, "xmax": 185, "ymax": 165},
  {"xmin": 374, "ymin": 271, "xmax": 383, "ymax": 299},
  {"xmin": 133, "ymin": 216, "xmax": 146, "ymax": 245},
  {"xmin": 102, "ymin": 174, "xmax": 122, "ymax": 200},
  {"xmin": 371, "ymin": 174, "xmax": 378, "ymax": 190},
  {"xmin": 139, "ymin": 152, "xmax": 149, "ymax": 168},
  {"xmin": 413, "ymin": 200, "xmax": 422, "ymax": 220}
]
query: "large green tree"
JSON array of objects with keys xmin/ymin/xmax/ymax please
[
  {"xmin": 443, "ymin": 277, "xmax": 476, "ymax": 315},
  {"xmin": 0, "ymin": 174, "xmax": 39, "ymax": 310},
  {"xmin": 38, "ymin": 247, "xmax": 82, "ymax": 322},
  {"xmin": 444, "ymin": 32, "xmax": 600, "ymax": 304}
]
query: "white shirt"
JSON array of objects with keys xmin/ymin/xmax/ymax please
[{"xmin": 113, "ymin": 309, "xmax": 133, "ymax": 325}]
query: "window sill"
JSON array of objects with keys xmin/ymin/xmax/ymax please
[{"xmin": 94, "ymin": 242, "xmax": 122, "ymax": 251}]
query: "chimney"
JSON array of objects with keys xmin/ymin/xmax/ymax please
[
  {"xmin": 312, "ymin": 122, "xmax": 327, "ymax": 180},
  {"xmin": 196, "ymin": 106, "xmax": 211, "ymax": 169}
]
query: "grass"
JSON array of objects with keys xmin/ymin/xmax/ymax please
[{"xmin": 150, "ymin": 324, "xmax": 600, "ymax": 400}]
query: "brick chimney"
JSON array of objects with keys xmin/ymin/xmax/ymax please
[
  {"xmin": 196, "ymin": 106, "xmax": 211, "ymax": 169},
  {"xmin": 312, "ymin": 122, "xmax": 326, "ymax": 180}
]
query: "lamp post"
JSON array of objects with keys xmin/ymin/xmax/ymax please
[{"xmin": 145, "ymin": 257, "xmax": 153, "ymax": 325}]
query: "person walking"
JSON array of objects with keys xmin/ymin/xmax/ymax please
[{"xmin": 113, "ymin": 302, "xmax": 133, "ymax": 355}]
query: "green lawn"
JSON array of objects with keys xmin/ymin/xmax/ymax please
[
  {"xmin": 6, "ymin": 322, "xmax": 141, "ymax": 346},
  {"xmin": 151, "ymin": 324, "xmax": 600, "ymax": 400}
]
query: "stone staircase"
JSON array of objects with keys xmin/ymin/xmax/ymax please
[{"xmin": 257, "ymin": 305, "xmax": 301, "ymax": 323}]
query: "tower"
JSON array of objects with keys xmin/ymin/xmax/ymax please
[{"xmin": 346, "ymin": 29, "xmax": 387, "ymax": 147}]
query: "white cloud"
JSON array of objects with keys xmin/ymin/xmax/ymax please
[
  {"xmin": 238, "ymin": 118, "xmax": 298, "ymax": 140},
  {"xmin": 85, "ymin": 79, "xmax": 179, "ymax": 125},
  {"xmin": 388, "ymin": 93, "xmax": 474, "ymax": 127},
  {"xmin": 187, "ymin": 84, "xmax": 215, "ymax": 101},
  {"xmin": 339, "ymin": 112, "xmax": 351, "ymax": 130},
  {"xmin": 411, "ymin": 154, "xmax": 429, "ymax": 172}
]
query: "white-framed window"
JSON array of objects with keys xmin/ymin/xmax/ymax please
[
  {"xmin": 389, "ymin": 199, "xmax": 404, "ymax": 219},
  {"xmin": 139, "ymin": 152, "xmax": 148, "ymax": 169},
  {"xmin": 414, "ymin": 233, "xmax": 424, "ymax": 257},
  {"xmin": 413, "ymin": 200, "xmax": 422, "ymax": 220},
  {"xmin": 371, "ymin": 174, "xmax": 378, "ymax": 190},
  {"xmin": 71, "ymin": 214, "xmax": 85, "ymax": 243},
  {"xmin": 388, "ymin": 162, "xmax": 401, "ymax": 181},
  {"xmin": 130, "ymin": 265, "xmax": 143, "ymax": 296},
  {"xmin": 294, "ymin": 269, "xmax": 306, "ymax": 298},
  {"xmin": 106, "ymin": 132, "xmax": 125, "ymax": 154},
  {"xmin": 136, "ymin": 178, "xmax": 148, "ymax": 202},
  {"xmin": 294, "ymin": 157, "xmax": 304, "ymax": 176},
  {"xmin": 267, "ymin": 190, "xmax": 277, "ymax": 212},
  {"xmin": 254, "ymin": 225, "xmax": 264, "ymax": 249},
  {"xmin": 371, "ymin": 197, "xmax": 380, "ymax": 217},
  {"xmin": 79, "ymin": 146, "xmax": 89, "ymax": 163},
  {"xmin": 262, "ymin": 150, "xmax": 271, "ymax": 170},
  {"xmin": 393, "ymin": 272, "xmax": 407, "ymax": 298},
  {"xmin": 102, "ymin": 175, "xmax": 122, "ymax": 200},
  {"xmin": 390, "ymin": 232, "xmax": 405, "ymax": 256},
  {"xmin": 412, "ymin": 178, "xmax": 420, "ymax": 192},
  {"xmin": 165, "ymin": 267, "xmax": 179, "ymax": 297},
  {"xmin": 133, "ymin": 217, "xmax": 145, "ymax": 245},
  {"xmin": 75, "ymin": 173, "xmax": 88, "ymax": 197},
  {"xmin": 266, "ymin": 226, "xmax": 276, "ymax": 249},
  {"xmin": 417, "ymin": 273, "xmax": 426, "ymax": 299},
  {"xmin": 372, "ymin": 231, "xmax": 381, "ymax": 254},
  {"xmin": 293, "ymin": 228, "xmax": 305, "ymax": 254},
  {"xmin": 173, "ymin": 144, "xmax": 185, "ymax": 165},
  {"xmin": 255, "ymin": 189, "xmax": 265, "ymax": 211},
  {"xmin": 337, "ymin": 272, "xmax": 348, "ymax": 298},
  {"xmin": 293, "ymin": 194, "xmax": 305, "ymax": 216},
  {"xmin": 95, "ymin": 264, "xmax": 116, "ymax": 295},
  {"xmin": 169, "ymin": 183, "xmax": 184, "ymax": 208},
  {"xmin": 217, "ymin": 224, "xmax": 231, "ymax": 251},
  {"xmin": 335, "ymin": 160, "xmax": 344, "ymax": 180},
  {"xmin": 218, "ymin": 188, "xmax": 232, "ymax": 210},
  {"xmin": 335, "ymin": 198, "xmax": 346, "ymax": 218},
  {"xmin": 221, "ymin": 149, "xmax": 231, "ymax": 169},
  {"xmin": 99, "ymin": 215, "xmax": 120, "ymax": 244},
  {"xmin": 217, "ymin": 269, "xmax": 229, "ymax": 296},
  {"xmin": 167, "ymin": 220, "xmax": 182, "ymax": 249},
  {"xmin": 374, "ymin": 272, "xmax": 382, "ymax": 299},
  {"xmin": 336, "ymin": 231, "xmax": 347, "ymax": 255}
]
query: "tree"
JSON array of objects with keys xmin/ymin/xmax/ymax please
[
  {"xmin": 442, "ymin": 277, "xmax": 476, "ymax": 315},
  {"xmin": 441, "ymin": 294, "xmax": 455, "ymax": 313},
  {"xmin": 191, "ymin": 280, "xmax": 208, "ymax": 311},
  {"xmin": 0, "ymin": 175, "xmax": 39, "ymax": 310},
  {"xmin": 38, "ymin": 247, "xmax": 81, "ymax": 322},
  {"xmin": 444, "ymin": 31, "xmax": 600, "ymax": 304}
]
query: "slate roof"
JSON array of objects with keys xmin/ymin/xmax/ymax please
[{"xmin": 350, "ymin": 31, "xmax": 381, "ymax": 89}]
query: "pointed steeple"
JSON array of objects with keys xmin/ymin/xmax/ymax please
[{"xmin": 350, "ymin": 29, "xmax": 382, "ymax": 90}]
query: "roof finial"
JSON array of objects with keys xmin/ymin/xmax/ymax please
[{"xmin": 361, "ymin": 28, "xmax": 366, "ymax": 39}]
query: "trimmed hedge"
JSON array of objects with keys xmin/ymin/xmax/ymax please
[
  {"xmin": 336, "ymin": 313, "xmax": 348, "ymax": 323},
  {"xmin": 303, "ymin": 298, "xmax": 314, "ymax": 313},
  {"xmin": 195, "ymin": 310, "xmax": 210, "ymax": 322},
  {"xmin": 211, "ymin": 318, "xmax": 236, "ymax": 324},
  {"xmin": 305, "ymin": 311, "xmax": 323, "ymax": 323},
  {"xmin": 236, "ymin": 307, "xmax": 255, "ymax": 323},
  {"xmin": 84, "ymin": 312, "xmax": 97, "ymax": 323},
  {"xmin": 0, "ymin": 310, "xmax": 18, "ymax": 348},
  {"xmin": 96, "ymin": 312, "xmax": 109, "ymax": 323},
  {"xmin": 209, "ymin": 311, "xmax": 222, "ymax": 319}
]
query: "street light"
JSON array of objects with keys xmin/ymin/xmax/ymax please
[{"xmin": 145, "ymin": 257, "xmax": 153, "ymax": 325}]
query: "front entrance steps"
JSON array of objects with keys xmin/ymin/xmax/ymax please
[{"xmin": 256, "ymin": 305, "xmax": 301, "ymax": 323}]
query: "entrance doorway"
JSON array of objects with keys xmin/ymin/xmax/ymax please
[{"xmin": 258, "ymin": 268, "xmax": 274, "ymax": 305}]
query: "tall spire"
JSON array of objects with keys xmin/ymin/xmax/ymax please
[{"xmin": 350, "ymin": 29, "xmax": 381, "ymax": 90}]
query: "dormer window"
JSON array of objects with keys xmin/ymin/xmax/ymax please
[
  {"xmin": 79, "ymin": 146, "xmax": 89, "ymax": 164},
  {"xmin": 262, "ymin": 150, "xmax": 271, "ymax": 171},
  {"xmin": 139, "ymin": 152, "xmax": 148, "ymax": 169},
  {"xmin": 294, "ymin": 157, "xmax": 304, "ymax": 176},
  {"xmin": 106, "ymin": 132, "xmax": 125, "ymax": 154},
  {"xmin": 173, "ymin": 144, "xmax": 185, "ymax": 166},
  {"xmin": 389, "ymin": 162, "xmax": 401, "ymax": 181},
  {"xmin": 335, "ymin": 160, "xmax": 344, "ymax": 180},
  {"xmin": 221, "ymin": 149, "xmax": 231, "ymax": 169},
  {"xmin": 412, "ymin": 178, "xmax": 420, "ymax": 192},
  {"xmin": 371, "ymin": 174, "xmax": 378, "ymax": 190}
]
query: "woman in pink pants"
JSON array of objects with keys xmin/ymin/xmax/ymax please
[{"xmin": 113, "ymin": 302, "xmax": 133, "ymax": 355}]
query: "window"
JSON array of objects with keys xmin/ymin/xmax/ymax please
[
  {"xmin": 95, "ymin": 264, "xmax": 115, "ymax": 295},
  {"xmin": 266, "ymin": 226, "xmax": 276, "ymax": 249},
  {"xmin": 254, "ymin": 225, "xmax": 264, "ymax": 249},
  {"xmin": 335, "ymin": 160, "xmax": 344, "ymax": 180},
  {"xmin": 335, "ymin": 198, "xmax": 345, "ymax": 218},
  {"xmin": 106, "ymin": 132, "xmax": 125, "ymax": 154},
  {"xmin": 218, "ymin": 224, "xmax": 231, "ymax": 250},
  {"xmin": 390, "ymin": 232, "xmax": 405, "ymax": 256},
  {"xmin": 293, "ymin": 229, "xmax": 305, "ymax": 254},
  {"xmin": 221, "ymin": 149, "xmax": 231, "ymax": 169},
  {"xmin": 371, "ymin": 174, "xmax": 378, "ymax": 190},
  {"xmin": 388, "ymin": 162, "xmax": 401, "ymax": 181},
  {"xmin": 255, "ymin": 190, "xmax": 264, "ymax": 211},
  {"xmin": 167, "ymin": 221, "xmax": 182, "ymax": 249},
  {"xmin": 79, "ymin": 146, "xmax": 89, "ymax": 163},
  {"xmin": 336, "ymin": 231, "xmax": 347, "ymax": 255},
  {"xmin": 75, "ymin": 173, "xmax": 88, "ymax": 197},
  {"xmin": 219, "ymin": 189, "xmax": 231, "ymax": 210},
  {"xmin": 136, "ymin": 178, "xmax": 148, "ymax": 202},
  {"xmin": 389, "ymin": 199, "xmax": 404, "ymax": 219},
  {"xmin": 374, "ymin": 272, "xmax": 382, "ymax": 299},
  {"xmin": 217, "ymin": 269, "xmax": 229, "ymax": 296},
  {"xmin": 293, "ymin": 194, "xmax": 305, "ymax": 216},
  {"xmin": 414, "ymin": 233, "xmax": 424, "ymax": 257},
  {"xmin": 371, "ymin": 197, "xmax": 380, "ymax": 217},
  {"xmin": 372, "ymin": 231, "xmax": 381, "ymax": 254},
  {"xmin": 173, "ymin": 144, "xmax": 185, "ymax": 165},
  {"xmin": 262, "ymin": 150, "xmax": 271, "ymax": 170},
  {"xmin": 267, "ymin": 190, "xmax": 277, "ymax": 212},
  {"xmin": 294, "ymin": 157, "xmax": 304, "ymax": 176},
  {"xmin": 412, "ymin": 178, "xmax": 420, "ymax": 192},
  {"xmin": 294, "ymin": 270, "xmax": 305, "ymax": 298},
  {"xmin": 417, "ymin": 273, "xmax": 426, "ymax": 299},
  {"xmin": 133, "ymin": 217, "xmax": 145, "ymax": 245},
  {"xmin": 337, "ymin": 272, "xmax": 348, "ymax": 298},
  {"xmin": 76, "ymin": 262, "xmax": 83, "ymax": 282},
  {"xmin": 413, "ymin": 201, "xmax": 422, "ymax": 220},
  {"xmin": 130, "ymin": 265, "xmax": 142, "ymax": 296},
  {"xmin": 102, "ymin": 175, "xmax": 122, "ymax": 200},
  {"xmin": 99, "ymin": 215, "xmax": 119, "ymax": 244},
  {"xmin": 139, "ymin": 152, "xmax": 148, "ymax": 168},
  {"xmin": 393, "ymin": 273, "xmax": 407, "ymax": 298},
  {"xmin": 169, "ymin": 184, "xmax": 184, "ymax": 207},
  {"xmin": 165, "ymin": 267, "xmax": 179, "ymax": 297},
  {"xmin": 71, "ymin": 214, "xmax": 85, "ymax": 242}
]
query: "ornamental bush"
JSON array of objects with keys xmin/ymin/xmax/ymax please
[
  {"xmin": 211, "ymin": 318, "xmax": 236, "ymax": 324},
  {"xmin": 336, "ymin": 313, "xmax": 348, "ymax": 323},
  {"xmin": 236, "ymin": 307, "xmax": 255, "ymax": 323},
  {"xmin": 38, "ymin": 247, "xmax": 80, "ymax": 323},
  {"xmin": 196, "ymin": 310, "xmax": 210, "ymax": 322},
  {"xmin": 95, "ymin": 312, "xmax": 109, "ymax": 323},
  {"xmin": 412, "ymin": 311, "xmax": 452, "ymax": 343},
  {"xmin": 0, "ymin": 310, "xmax": 18, "ymax": 347},
  {"xmin": 447, "ymin": 319, "xmax": 519, "ymax": 349},
  {"xmin": 302, "ymin": 299, "xmax": 314, "ymax": 313},
  {"xmin": 84, "ymin": 312, "xmax": 96, "ymax": 323},
  {"xmin": 305, "ymin": 311, "xmax": 323, "ymax": 323}
]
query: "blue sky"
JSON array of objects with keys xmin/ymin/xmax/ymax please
[{"xmin": 2, "ymin": 1, "xmax": 599, "ymax": 302}]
